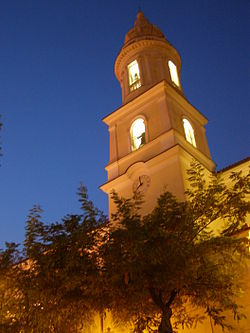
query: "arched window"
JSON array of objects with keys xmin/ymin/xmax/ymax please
[
  {"xmin": 183, "ymin": 119, "xmax": 196, "ymax": 147},
  {"xmin": 128, "ymin": 60, "xmax": 141, "ymax": 92},
  {"xmin": 168, "ymin": 60, "xmax": 180, "ymax": 87},
  {"xmin": 130, "ymin": 118, "xmax": 146, "ymax": 151}
]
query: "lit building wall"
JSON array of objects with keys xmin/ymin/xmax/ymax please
[{"xmin": 98, "ymin": 11, "xmax": 250, "ymax": 333}]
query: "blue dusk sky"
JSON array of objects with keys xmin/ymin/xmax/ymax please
[{"xmin": 0, "ymin": 0, "xmax": 249, "ymax": 248}]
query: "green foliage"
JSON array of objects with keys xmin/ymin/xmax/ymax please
[
  {"xmin": 0, "ymin": 162, "xmax": 249, "ymax": 332},
  {"xmin": 101, "ymin": 162, "xmax": 250, "ymax": 332},
  {"xmin": 0, "ymin": 186, "xmax": 108, "ymax": 332}
]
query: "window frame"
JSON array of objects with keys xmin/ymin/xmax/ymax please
[
  {"xmin": 129, "ymin": 116, "xmax": 147, "ymax": 152},
  {"xmin": 168, "ymin": 60, "xmax": 180, "ymax": 88},
  {"xmin": 127, "ymin": 60, "xmax": 141, "ymax": 92},
  {"xmin": 183, "ymin": 118, "xmax": 197, "ymax": 148}
]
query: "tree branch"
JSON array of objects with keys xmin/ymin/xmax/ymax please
[
  {"xmin": 166, "ymin": 288, "xmax": 178, "ymax": 307},
  {"xmin": 149, "ymin": 287, "xmax": 165, "ymax": 311}
]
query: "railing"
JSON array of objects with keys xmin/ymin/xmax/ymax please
[{"xmin": 129, "ymin": 79, "xmax": 141, "ymax": 92}]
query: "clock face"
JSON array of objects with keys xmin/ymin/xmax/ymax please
[{"xmin": 133, "ymin": 175, "xmax": 151, "ymax": 193}]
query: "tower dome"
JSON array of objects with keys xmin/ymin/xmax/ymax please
[
  {"xmin": 124, "ymin": 11, "xmax": 166, "ymax": 45},
  {"xmin": 115, "ymin": 12, "xmax": 182, "ymax": 104}
]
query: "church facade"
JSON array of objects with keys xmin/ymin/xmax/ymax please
[{"xmin": 97, "ymin": 12, "xmax": 250, "ymax": 333}]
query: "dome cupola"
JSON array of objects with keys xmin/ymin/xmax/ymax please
[
  {"xmin": 124, "ymin": 11, "xmax": 166, "ymax": 45},
  {"xmin": 115, "ymin": 12, "xmax": 183, "ymax": 104}
]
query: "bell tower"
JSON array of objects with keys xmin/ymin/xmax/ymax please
[
  {"xmin": 101, "ymin": 12, "xmax": 215, "ymax": 216},
  {"xmin": 115, "ymin": 11, "xmax": 183, "ymax": 105}
]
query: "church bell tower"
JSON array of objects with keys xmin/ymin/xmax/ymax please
[{"xmin": 100, "ymin": 12, "xmax": 215, "ymax": 216}]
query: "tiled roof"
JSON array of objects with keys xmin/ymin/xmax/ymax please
[{"xmin": 218, "ymin": 157, "xmax": 250, "ymax": 173}]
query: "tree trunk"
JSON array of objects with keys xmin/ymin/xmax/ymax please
[
  {"xmin": 158, "ymin": 306, "xmax": 173, "ymax": 333},
  {"xmin": 100, "ymin": 313, "xmax": 104, "ymax": 333},
  {"xmin": 149, "ymin": 287, "xmax": 177, "ymax": 333}
]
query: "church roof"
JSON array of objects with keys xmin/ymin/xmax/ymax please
[
  {"xmin": 218, "ymin": 157, "xmax": 250, "ymax": 173},
  {"xmin": 124, "ymin": 11, "xmax": 166, "ymax": 46}
]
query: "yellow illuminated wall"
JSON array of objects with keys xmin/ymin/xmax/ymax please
[{"xmin": 98, "ymin": 11, "xmax": 250, "ymax": 333}]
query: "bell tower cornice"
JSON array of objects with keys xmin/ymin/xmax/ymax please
[{"xmin": 115, "ymin": 39, "xmax": 181, "ymax": 82}]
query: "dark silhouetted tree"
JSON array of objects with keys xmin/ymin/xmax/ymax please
[{"xmin": 0, "ymin": 186, "xmax": 108, "ymax": 332}]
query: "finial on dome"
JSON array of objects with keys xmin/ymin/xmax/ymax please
[
  {"xmin": 124, "ymin": 11, "xmax": 166, "ymax": 46},
  {"xmin": 136, "ymin": 10, "xmax": 146, "ymax": 22}
]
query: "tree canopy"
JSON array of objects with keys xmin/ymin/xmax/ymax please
[
  {"xmin": 0, "ymin": 163, "xmax": 249, "ymax": 333},
  {"xmin": 0, "ymin": 186, "xmax": 108, "ymax": 333},
  {"xmin": 103, "ymin": 163, "xmax": 250, "ymax": 332}
]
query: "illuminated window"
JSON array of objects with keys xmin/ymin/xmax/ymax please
[
  {"xmin": 128, "ymin": 60, "xmax": 141, "ymax": 92},
  {"xmin": 183, "ymin": 119, "xmax": 196, "ymax": 147},
  {"xmin": 130, "ymin": 118, "xmax": 146, "ymax": 151},
  {"xmin": 168, "ymin": 60, "xmax": 180, "ymax": 87}
]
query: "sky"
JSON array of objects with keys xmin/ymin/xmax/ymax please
[{"xmin": 0, "ymin": 0, "xmax": 249, "ymax": 248}]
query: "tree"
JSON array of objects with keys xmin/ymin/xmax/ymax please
[
  {"xmin": 0, "ymin": 163, "xmax": 249, "ymax": 333},
  {"xmin": 101, "ymin": 162, "xmax": 250, "ymax": 333},
  {"xmin": 0, "ymin": 186, "xmax": 109, "ymax": 332},
  {"xmin": 0, "ymin": 242, "xmax": 23, "ymax": 332}
]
